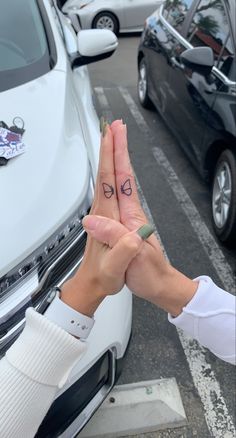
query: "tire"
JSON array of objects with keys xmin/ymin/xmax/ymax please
[
  {"xmin": 92, "ymin": 12, "xmax": 119, "ymax": 35},
  {"xmin": 212, "ymin": 149, "xmax": 236, "ymax": 246},
  {"xmin": 0, "ymin": 157, "xmax": 7, "ymax": 166},
  {"xmin": 138, "ymin": 58, "xmax": 152, "ymax": 109}
]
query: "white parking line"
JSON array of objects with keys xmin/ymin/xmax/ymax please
[
  {"xmin": 95, "ymin": 86, "xmax": 236, "ymax": 438},
  {"xmin": 94, "ymin": 87, "xmax": 114, "ymax": 123},
  {"xmin": 118, "ymin": 87, "xmax": 236, "ymax": 437}
]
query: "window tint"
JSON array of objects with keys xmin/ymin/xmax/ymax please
[
  {"xmin": 216, "ymin": 34, "xmax": 235, "ymax": 78},
  {"xmin": 187, "ymin": 0, "xmax": 234, "ymax": 69},
  {"xmin": 163, "ymin": 0, "xmax": 194, "ymax": 32},
  {"xmin": 0, "ymin": 0, "xmax": 47, "ymax": 72},
  {"xmin": 0, "ymin": 0, "xmax": 53, "ymax": 91}
]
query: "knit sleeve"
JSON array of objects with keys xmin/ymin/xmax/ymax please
[
  {"xmin": 0, "ymin": 308, "xmax": 87, "ymax": 438},
  {"xmin": 168, "ymin": 276, "xmax": 236, "ymax": 365}
]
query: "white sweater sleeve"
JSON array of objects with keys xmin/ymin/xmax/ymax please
[
  {"xmin": 0, "ymin": 308, "xmax": 87, "ymax": 438},
  {"xmin": 168, "ymin": 276, "xmax": 236, "ymax": 365}
]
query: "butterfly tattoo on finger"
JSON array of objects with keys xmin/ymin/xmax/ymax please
[
  {"xmin": 121, "ymin": 178, "xmax": 132, "ymax": 196},
  {"xmin": 102, "ymin": 183, "xmax": 115, "ymax": 199}
]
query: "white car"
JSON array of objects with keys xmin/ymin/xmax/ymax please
[
  {"xmin": 0, "ymin": 1, "xmax": 132, "ymax": 436},
  {"xmin": 63, "ymin": 0, "xmax": 161, "ymax": 34}
]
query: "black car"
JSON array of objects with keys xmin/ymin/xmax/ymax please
[{"xmin": 138, "ymin": 0, "xmax": 236, "ymax": 245}]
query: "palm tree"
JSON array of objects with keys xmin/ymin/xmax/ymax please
[{"xmin": 197, "ymin": 13, "xmax": 220, "ymax": 37}]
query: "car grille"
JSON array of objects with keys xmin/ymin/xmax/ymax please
[
  {"xmin": 36, "ymin": 350, "xmax": 116, "ymax": 438},
  {"xmin": 0, "ymin": 217, "xmax": 88, "ymax": 357}
]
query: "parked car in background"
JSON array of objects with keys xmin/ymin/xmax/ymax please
[
  {"xmin": 63, "ymin": 0, "xmax": 162, "ymax": 35},
  {"xmin": 0, "ymin": 0, "xmax": 132, "ymax": 436},
  {"xmin": 138, "ymin": 0, "xmax": 236, "ymax": 246}
]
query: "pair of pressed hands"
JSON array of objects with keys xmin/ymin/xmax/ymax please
[{"xmin": 61, "ymin": 120, "xmax": 198, "ymax": 318}]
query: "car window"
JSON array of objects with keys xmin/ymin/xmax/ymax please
[
  {"xmin": 216, "ymin": 33, "xmax": 235, "ymax": 79},
  {"xmin": 163, "ymin": 0, "xmax": 194, "ymax": 32},
  {"xmin": 0, "ymin": 0, "xmax": 53, "ymax": 92},
  {"xmin": 187, "ymin": 0, "xmax": 234, "ymax": 68}
]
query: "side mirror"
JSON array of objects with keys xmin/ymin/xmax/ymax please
[
  {"xmin": 72, "ymin": 29, "xmax": 118, "ymax": 68},
  {"xmin": 180, "ymin": 46, "xmax": 214, "ymax": 76}
]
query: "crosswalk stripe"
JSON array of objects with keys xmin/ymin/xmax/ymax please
[{"xmin": 95, "ymin": 86, "xmax": 236, "ymax": 438}]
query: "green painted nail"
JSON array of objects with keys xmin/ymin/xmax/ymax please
[
  {"xmin": 100, "ymin": 116, "xmax": 107, "ymax": 137},
  {"xmin": 137, "ymin": 224, "xmax": 154, "ymax": 240}
]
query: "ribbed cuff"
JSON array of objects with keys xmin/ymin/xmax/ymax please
[{"xmin": 6, "ymin": 308, "xmax": 87, "ymax": 388}]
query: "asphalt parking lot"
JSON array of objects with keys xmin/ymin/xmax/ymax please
[{"xmin": 88, "ymin": 35, "xmax": 236, "ymax": 438}]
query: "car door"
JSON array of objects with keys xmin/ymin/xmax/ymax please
[
  {"xmin": 167, "ymin": 0, "xmax": 233, "ymax": 166},
  {"xmin": 197, "ymin": 3, "xmax": 236, "ymax": 165},
  {"xmin": 145, "ymin": 0, "xmax": 194, "ymax": 121},
  {"xmin": 123, "ymin": 0, "xmax": 159, "ymax": 30}
]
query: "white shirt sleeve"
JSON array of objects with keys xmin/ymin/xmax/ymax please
[
  {"xmin": 168, "ymin": 276, "xmax": 236, "ymax": 365},
  {"xmin": 0, "ymin": 308, "xmax": 87, "ymax": 438}
]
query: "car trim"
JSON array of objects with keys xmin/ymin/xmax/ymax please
[
  {"xmin": 0, "ymin": 229, "xmax": 86, "ymax": 355},
  {"xmin": 159, "ymin": 4, "xmax": 192, "ymax": 49},
  {"xmin": 159, "ymin": 4, "xmax": 236, "ymax": 88},
  {"xmin": 59, "ymin": 349, "xmax": 116, "ymax": 438},
  {"xmin": 0, "ymin": 226, "xmax": 86, "ymax": 324},
  {"xmin": 37, "ymin": 0, "xmax": 57, "ymax": 67}
]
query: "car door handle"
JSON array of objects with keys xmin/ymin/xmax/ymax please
[{"xmin": 170, "ymin": 56, "xmax": 184, "ymax": 70}]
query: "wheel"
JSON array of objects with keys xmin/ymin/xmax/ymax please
[
  {"xmin": 92, "ymin": 12, "xmax": 119, "ymax": 35},
  {"xmin": 212, "ymin": 149, "xmax": 236, "ymax": 245},
  {"xmin": 138, "ymin": 58, "xmax": 152, "ymax": 109},
  {"xmin": 0, "ymin": 157, "xmax": 7, "ymax": 166}
]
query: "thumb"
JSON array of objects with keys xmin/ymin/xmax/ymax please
[
  {"xmin": 107, "ymin": 223, "xmax": 155, "ymax": 275},
  {"xmin": 82, "ymin": 215, "xmax": 127, "ymax": 247},
  {"xmin": 105, "ymin": 231, "xmax": 143, "ymax": 277},
  {"xmin": 83, "ymin": 214, "xmax": 155, "ymax": 282},
  {"xmin": 83, "ymin": 215, "xmax": 154, "ymax": 249}
]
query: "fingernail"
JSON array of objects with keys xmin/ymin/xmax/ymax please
[
  {"xmin": 82, "ymin": 215, "xmax": 98, "ymax": 231},
  {"xmin": 100, "ymin": 116, "xmax": 104, "ymax": 133},
  {"xmin": 100, "ymin": 116, "xmax": 108, "ymax": 137},
  {"xmin": 137, "ymin": 224, "xmax": 154, "ymax": 240}
]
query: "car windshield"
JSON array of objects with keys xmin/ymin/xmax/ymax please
[{"xmin": 0, "ymin": 0, "xmax": 54, "ymax": 92}]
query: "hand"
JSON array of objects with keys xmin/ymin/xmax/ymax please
[
  {"xmin": 89, "ymin": 120, "xmax": 198, "ymax": 316},
  {"xmin": 60, "ymin": 122, "xmax": 147, "ymax": 316},
  {"xmin": 110, "ymin": 120, "xmax": 171, "ymax": 298}
]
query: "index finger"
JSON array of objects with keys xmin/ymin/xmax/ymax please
[
  {"xmin": 111, "ymin": 120, "xmax": 146, "ymax": 229},
  {"xmin": 91, "ymin": 121, "xmax": 119, "ymax": 221}
]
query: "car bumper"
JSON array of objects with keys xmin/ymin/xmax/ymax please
[
  {"xmin": 36, "ymin": 349, "xmax": 116, "ymax": 438},
  {"xmin": 35, "ymin": 286, "xmax": 132, "ymax": 437},
  {"xmin": 36, "ymin": 310, "xmax": 132, "ymax": 438}
]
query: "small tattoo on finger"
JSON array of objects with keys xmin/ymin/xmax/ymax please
[
  {"xmin": 102, "ymin": 183, "xmax": 114, "ymax": 199},
  {"xmin": 121, "ymin": 178, "xmax": 132, "ymax": 196}
]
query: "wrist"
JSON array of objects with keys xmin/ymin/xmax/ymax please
[
  {"xmin": 60, "ymin": 270, "xmax": 105, "ymax": 317},
  {"xmin": 149, "ymin": 265, "xmax": 198, "ymax": 317}
]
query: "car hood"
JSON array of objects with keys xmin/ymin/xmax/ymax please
[{"xmin": 0, "ymin": 70, "xmax": 90, "ymax": 276}]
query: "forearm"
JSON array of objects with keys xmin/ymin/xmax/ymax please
[
  {"xmin": 60, "ymin": 269, "xmax": 105, "ymax": 317},
  {"xmin": 149, "ymin": 265, "xmax": 198, "ymax": 317},
  {"xmin": 0, "ymin": 308, "xmax": 87, "ymax": 438}
]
